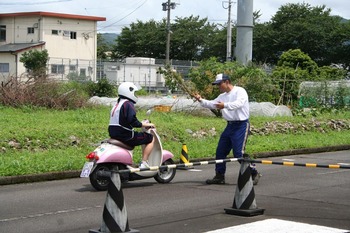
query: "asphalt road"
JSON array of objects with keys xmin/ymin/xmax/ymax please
[{"xmin": 1, "ymin": 150, "xmax": 350, "ymax": 233}]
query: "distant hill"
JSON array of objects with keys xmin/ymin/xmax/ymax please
[
  {"xmin": 100, "ymin": 33, "xmax": 119, "ymax": 46},
  {"xmin": 340, "ymin": 18, "xmax": 349, "ymax": 23}
]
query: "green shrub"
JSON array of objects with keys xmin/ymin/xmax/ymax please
[{"xmin": 85, "ymin": 78, "xmax": 116, "ymax": 97}]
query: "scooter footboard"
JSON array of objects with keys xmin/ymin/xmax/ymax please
[{"xmin": 131, "ymin": 170, "xmax": 158, "ymax": 180}]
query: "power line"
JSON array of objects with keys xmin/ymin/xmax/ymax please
[{"xmin": 97, "ymin": 0, "xmax": 148, "ymax": 32}]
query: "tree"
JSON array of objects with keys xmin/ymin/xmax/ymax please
[
  {"xmin": 253, "ymin": 22, "xmax": 276, "ymax": 64},
  {"xmin": 97, "ymin": 34, "xmax": 110, "ymax": 59},
  {"xmin": 112, "ymin": 16, "xmax": 225, "ymax": 61},
  {"xmin": 111, "ymin": 5, "xmax": 349, "ymax": 68},
  {"xmin": 199, "ymin": 24, "xmax": 229, "ymax": 62},
  {"xmin": 170, "ymin": 16, "xmax": 219, "ymax": 60},
  {"xmin": 187, "ymin": 57, "xmax": 276, "ymax": 116},
  {"xmin": 328, "ymin": 19, "xmax": 350, "ymax": 70},
  {"xmin": 271, "ymin": 49, "xmax": 318, "ymax": 105},
  {"xmin": 20, "ymin": 49, "xmax": 49, "ymax": 78},
  {"xmin": 269, "ymin": 3, "xmax": 346, "ymax": 66},
  {"xmin": 113, "ymin": 20, "xmax": 165, "ymax": 59}
]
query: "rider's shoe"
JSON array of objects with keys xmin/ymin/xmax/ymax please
[
  {"xmin": 252, "ymin": 172, "xmax": 262, "ymax": 185},
  {"xmin": 206, "ymin": 173, "xmax": 225, "ymax": 184},
  {"xmin": 139, "ymin": 160, "xmax": 150, "ymax": 169}
]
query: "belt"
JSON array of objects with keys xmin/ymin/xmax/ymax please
[{"xmin": 227, "ymin": 119, "xmax": 248, "ymax": 124}]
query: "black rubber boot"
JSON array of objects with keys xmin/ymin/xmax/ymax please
[{"xmin": 206, "ymin": 173, "xmax": 225, "ymax": 184}]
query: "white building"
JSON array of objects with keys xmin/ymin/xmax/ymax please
[
  {"xmin": 0, "ymin": 11, "xmax": 106, "ymax": 82},
  {"xmin": 103, "ymin": 57, "xmax": 166, "ymax": 91}
]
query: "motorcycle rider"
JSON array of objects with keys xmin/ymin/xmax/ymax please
[{"xmin": 108, "ymin": 82, "xmax": 155, "ymax": 168}]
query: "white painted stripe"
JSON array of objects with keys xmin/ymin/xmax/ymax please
[
  {"xmin": 188, "ymin": 169, "xmax": 202, "ymax": 172},
  {"xmin": 205, "ymin": 219, "xmax": 348, "ymax": 233},
  {"xmin": 0, "ymin": 206, "xmax": 102, "ymax": 222},
  {"xmin": 317, "ymin": 170, "xmax": 348, "ymax": 175},
  {"xmin": 282, "ymin": 159, "xmax": 295, "ymax": 161}
]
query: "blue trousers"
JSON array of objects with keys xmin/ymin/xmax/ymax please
[{"xmin": 215, "ymin": 120, "xmax": 250, "ymax": 175}]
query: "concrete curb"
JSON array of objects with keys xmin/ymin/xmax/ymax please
[
  {"xmin": 1, "ymin": 145, "xmax": 349, "ymax": 186},
  {"xmin": 0, "ymin": 170, "xmax": 81, "ymax": 186}
]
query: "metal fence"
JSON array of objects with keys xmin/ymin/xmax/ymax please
[{"xmin": 46, "ymin": 57, "xmax": 199, "ymax": 92}]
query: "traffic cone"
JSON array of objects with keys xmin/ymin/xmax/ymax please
[
  {"xmin": 89, "ymin": 170, "xmax": 139, "ymax": 233},
  {"xmin": 178, "ymin": 143, "xmax": 193, "ymax": 170},
  {"xmin": 224, "ymin": 156, "xmax": 264, "ymax": 217}
]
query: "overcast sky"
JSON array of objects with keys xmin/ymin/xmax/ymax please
[{"xmin": 0, "ymin": 0, "xmax": 349, "ymax": 33}]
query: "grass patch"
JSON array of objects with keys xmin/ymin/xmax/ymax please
[{"xmin": 0, "ymin": 106, "xmax": 349, "ymax": 176}]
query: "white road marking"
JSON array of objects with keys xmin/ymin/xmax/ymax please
[
  {"xmin": 0, "ymin": 205, "xmax": 102, "ymax": 223},
  {"xmin": 317, "ymin": 170, "xmax": 349, "ymax": 175},
  {"xmin": 205, "ymin": 219, "xmax": 348, "ymax": 233}
]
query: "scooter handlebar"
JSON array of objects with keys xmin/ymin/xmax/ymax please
[{"xmin": 141, "ymin": 119, "xmax": 156, "ymax": 132}]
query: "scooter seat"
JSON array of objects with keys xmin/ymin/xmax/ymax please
[{"xmin": 106, "ymin": 138, "xmax": 135, "ymax": 150}]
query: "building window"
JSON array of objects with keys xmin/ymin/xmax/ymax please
[
  {"xmin": 0, "ymin": 25, "xmax": 6, "ymax": 41},
  {"xmin": 63, "ymin": 30, "xmax": 70, "ymax": 37},
  {"xmin": 27, "ymin": 27, "xmax": 35, "ymax": 34},
  {"xmin": 51, "ymin": 64, "xmax": 65, "ymax": 74},
  {"xmin": 80, "ymin": 68, "xmax": 86, "ymax": 77},
  {"xmin": 69, "ymin": 65, "xmax": 76, "ymax": 71},
  {"xmin": 0, "ymin": 63, "xmax": 10, "ymax": 73},
  {"xmin": 52, "ymin": 30, "xmax": 59, "ymax": 35},
  {"xmin": 70, "ymin": 31, "xmax": 77, "ymax": 39}
]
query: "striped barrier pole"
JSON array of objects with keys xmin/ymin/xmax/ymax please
[
  {"xmin": 117, "ymin": 158, "xmax": 241, "ymax": 174},
  {"xmin": 106, "ymin": 157, "xmax": 350, "ymax": 175},
  {"xmin": 247, "ymin": 159, "xmax": 350, "ymax": 169}
]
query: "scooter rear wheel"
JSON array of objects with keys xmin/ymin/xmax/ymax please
[
  {"xmin": 154, "ymin": 159, "xmax": 176, "ymax": 183},
  {"xmin": 89, "ymin": 164, "xmax": 111, "ymax": 191},
  {"xmin": 89, "ymin": 164, "xmax": 126, "ymax": 191}
]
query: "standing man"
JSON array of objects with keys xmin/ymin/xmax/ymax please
[{"xmin": 194, "ymin": 73, "xmax": 261, "ymax": 185}]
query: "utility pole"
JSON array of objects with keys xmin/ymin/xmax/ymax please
[
  {"xmin": 236, "ymin": 0, "xmax": 253, "ymax": 65},
  {"xmin": 223, "ymin": 0, "xmax": 234, "ymax": 61},
  {"xmin": 162, "ymin": 0, "xmax": 177, "ymax": 65}
]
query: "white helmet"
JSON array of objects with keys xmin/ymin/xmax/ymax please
[{"xmin": 118, "ymin": 82, "xmax": 140, "ymax": 103}]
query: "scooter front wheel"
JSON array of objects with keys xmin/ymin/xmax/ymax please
[{"xmin": 154, "ymin": 159, "xmax": 176, "ymax": 184}]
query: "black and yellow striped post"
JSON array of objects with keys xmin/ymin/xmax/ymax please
[
  {"xmin": 225, "ymin": 156, "xmax": 265, "ymax": 217},
  {"xmin": 178, "ymin": 144, "xmax": 193, "ymax": 170},
  {"xmin": 89, "ymin": 170, "xmax": 139, "ymax": 233}
]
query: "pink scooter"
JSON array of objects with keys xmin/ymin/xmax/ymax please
[{"xmin": 80, "ymin": 120, "xmax": 176, "ymax": 191}]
